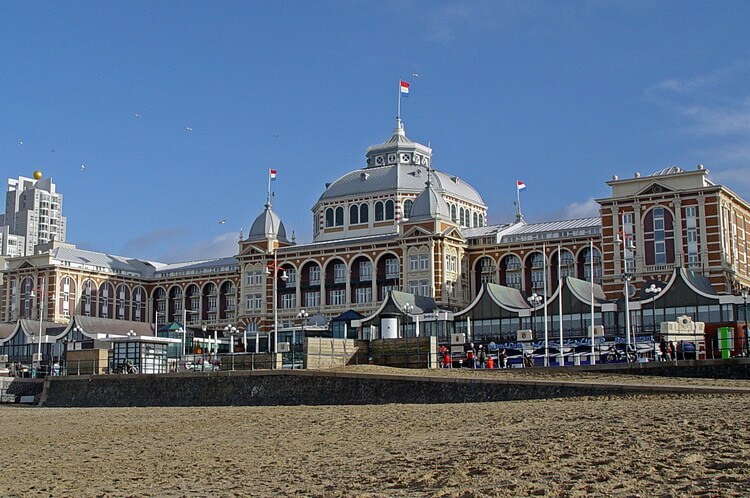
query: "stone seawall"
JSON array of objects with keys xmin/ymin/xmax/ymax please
[
  {"xmin": 37, "ymin": 369, "xmax": 744, "ymax": 408},
  {"xmin": 0, "ymin": 378, "xmax": 44, "ymax": 403},
  {"xmin": 582, "ymin": 358, "xmax": 750, "ymax": 379}
]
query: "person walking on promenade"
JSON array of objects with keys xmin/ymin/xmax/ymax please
[
  {"xmin": 659, "ymin": 338, "xmax": 668, "ymax": 361},
  {"xmin": 668, "ymin": 341, "xmax": 676, "ymax": 361},
  {"xmin": 478, "ymin": 345, "xmax": 487, "ymax": 369}
]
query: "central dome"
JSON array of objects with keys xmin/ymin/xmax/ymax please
[{"xmin": 311, "ymin": 120, "xmax": 488, "ymax": 243}]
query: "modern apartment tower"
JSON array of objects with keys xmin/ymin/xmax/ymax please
[{"xmin": 0, "ymin": 176, "xmax": 66, "ymax": 257}]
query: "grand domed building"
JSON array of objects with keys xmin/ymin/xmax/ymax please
[{"xmin": 3, "ymin": 117, "xmax": 750, "ymax": 363}]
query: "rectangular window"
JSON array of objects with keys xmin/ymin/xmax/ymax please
[
  {"xmin": 304, "ymin": 291, "xmax": 320, "ymax": 308},
  {"xmin": 359, "ymin": 261, "xmax": 372, "ymax": 281},
  {"xmin": 409, "ymin": 255, "xmax": 419, "ymax": 272},
  {"xmin": 328, "ymin": 289, "xmax": 346, "ymax": 305},
  {"xmin": 355, "ymin": 287, "xmax": 372, "ymax": 303},
  {"xmin": 246, "ymin": 293, "xmax": 262, "ymax": 310},
  {"xmin": 246, "ymin": 270, "xmax": 263, "ymax": 286},
  {"xmin": 419, "ymin": 280, "xmax": 429, "ymax": 297},
  {"xmin": 385, "ymin": 258, "xmax": 399, "ymax": 279},
  {"xmin": 281, "ymin": 293, "xmax": 296, "ymax": 309},
  {"xmin": 309, "ymin": 266, "xmax": 321, "ymax": 285},
  {"xmin": 334, "ymin": 263, "xmax": 347, "ymax": 283},
  {"xmin": 419, "ymin": 254, "xmax": 429, "ymax": 271},
  {"xmin": 655, "ymin": 241, "xmax": 666, "ymax": 264},
  {"xmin": 409, "ymin": 280, "xmax": 419, "ymax": 295}
]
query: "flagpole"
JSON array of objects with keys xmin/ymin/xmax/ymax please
[
  {"xmin": 397, "ymin": 79, "xmax": 401, "ymax": 120},
  {"xmin": 543, "ymin": 242, "xmax": 549, "ymax": 367},
  {"xmin": 515, "ymin": 183, "xmax": 522, "ymax": 222},
  {"xmin": 558, "ymin": 243, "xmax": 564, "ymax": 366},
  {"xmin": 590, "ymin": 239, "xmax": 596, "ymax": 365},
  {"xmin": 267, "ymin": 169, "xmax": 271, "ymax": 206}
]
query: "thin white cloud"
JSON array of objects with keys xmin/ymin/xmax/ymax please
[
  {"xmin": 677, "ymin": 98, "xmax": 750, "ymax": 137},
  {"xmin": 562, "ymin": 198, "xmax": 600, "ymax": 219},
  {"xmin": 158, "ymin": 231, "xmax": 240, "ymax": 263},
  {"xmin": 647, "ymin": 60, "xmax": 750, "ymax": 98}
]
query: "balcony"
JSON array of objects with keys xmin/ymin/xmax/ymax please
[{"xmin": 644, "ymin": 263, "xmax": 675, "ymax": 274}]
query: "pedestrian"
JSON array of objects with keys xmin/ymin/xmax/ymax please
[
  {"xmin": 668, "ymin": 341, "xmax": 676, "ymax": 361},
  {"xmin": 478, "ymin": 345, "xmax": 487, "ymax": 368},
  {"xmin": 498, "ymin": 349, "xmax": 507, "ymax": 369},
  {"xmin": 659, "ymin": 338, "xmax": 668, "ymax": 361}
]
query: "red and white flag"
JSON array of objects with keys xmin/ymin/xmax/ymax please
[{"xmin": 517, "ymin": 180, "xmax": 527, "ymax": 190}]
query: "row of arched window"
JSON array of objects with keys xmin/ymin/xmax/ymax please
[
  {"xmin": 473, "ymin": 247, "xmax": 603, "ymax": 294},
  {"xmin": 447, "ymin": 203, "xmax": 485, "ymax": 228},
  {"xmin": 324, "ymin": 200, "xmax": 396, "ymax": 228}
]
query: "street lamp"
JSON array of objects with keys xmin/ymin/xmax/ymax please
[
  {"xmin": 616, "ymin": 225, "xmax": 636, "ymax": 362},
  {"xmin": 223, "ymin": 324, "xmax": 238, "ymax": 353},
  {"xmin": 742, "ymin": 288, "xmax": 749, "ymax": 356},
  {"xmin": 403, "ymin": 302, "xmax": 414, "ymax": 338},
  {"xmin": 29, "ymin": 283, "xmax": 44, "ymax": 367},
  {"xmin": 645, "ymin": 283, "xmax": 662, "ymax": 335},
  {"xmin": 526, "ymin": 292, "xmax": 542, "ymax": 336},
  {"xmin": 267, "ymin": 249, "xmax": 288, "ymax": 354},
  {"xmin": 295, "ymin": 309, "xmax": 309, "ymax": 370}
]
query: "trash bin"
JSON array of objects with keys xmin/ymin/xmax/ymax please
[{"xmin": 573, "ymin": 354, "xmax": 581, "ymax": 366}]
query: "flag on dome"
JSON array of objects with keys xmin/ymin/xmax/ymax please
[
  {"xmin": 269, "ymin": 169, "xmax": 277, "ymax": 181},
  {"xmin": 399, "ymin": 80, "xmax": 410, "ymax": 96},
  {"xmin": 517, "ymin": 180, "xmax": 527, "ymax": 190}
]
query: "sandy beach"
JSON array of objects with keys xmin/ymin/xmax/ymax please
[{"xmin": 1, "ymin": 368, "xmax": 749, "ymax": 497}]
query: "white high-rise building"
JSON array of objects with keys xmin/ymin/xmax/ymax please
[{"xmin": 0, "ymin": 176, "xmax": 66, "ymax": 256}]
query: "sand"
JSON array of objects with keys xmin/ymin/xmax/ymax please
[{"xmin": 1, "ymin": 367, "xmax": 749, "ymax": 497}]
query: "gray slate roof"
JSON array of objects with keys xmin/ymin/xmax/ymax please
[{"xmin": 319, "ymin": 165, "xmax": 485, "ymax": 206}]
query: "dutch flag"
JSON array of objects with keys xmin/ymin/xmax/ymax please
[
  {"xmin": 517, "ymin": 180, "xmax": 527, "ymax": 190},
  {"xmin": 269, "ymin": 169, "xmax": 277, "ymax": 181},
  {"xmin": 400, "ymin": 80, "xmax": 410, "ymax": 97}
]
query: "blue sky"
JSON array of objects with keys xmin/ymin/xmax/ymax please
[{"xmin": 2, "ymin": 1, "xmax": 750, "ymax": 262}]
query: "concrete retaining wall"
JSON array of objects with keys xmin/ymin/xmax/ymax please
[
  {"xmin": 38, "ymin": 369, "xmax": 748, "ymax": 408},
  {"xmin": 583, "ymin": 358, "xmax": 750, "ymax": 379},
  {"xmin": 0, "ymin": 377, "xmax": 44, "ymax": 403}
]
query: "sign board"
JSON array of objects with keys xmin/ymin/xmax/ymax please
[
  {"xmin": 517, "ymin": 329, "xmax": 533, "ymax": 341},
  {"xmin": 277, "ymin": 342, "xmax": 290, "ymax": 353},
  {"xmin": 451, "ymin": 333, "xmax": 466, "ymax": 345}
]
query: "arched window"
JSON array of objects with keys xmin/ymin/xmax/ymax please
[
  {"xmin": 478, "ymin": 214, "xmax": 484, "ymax": 226},
  {"xmin": 459, "ymin": 208, "xmax": 465, "ymax": 226},
  {"xmin": 349, "ymin": 205, "xmax": 359, "ymax": 225},
  {"xmin": 645, "ymin": 207, "xmax": 675, "ymax": 265},
  {"xmin": 473, "ymin": 212, "xmax": 478, "ymax": 227},
  {"xmin": 404, "ymin": 199, "xmax": 414, "ymax": 219},
  {"xmin": 451, "ymin": 205, "xmax": 457, "ymax": 223},
  {"xmin": 385, "ymin": 200, "xmax": 395, "ymax": 220},
  {"xmin": 335, "ymin": 207, "xmax": 344, "ymax": 226},
  {"xmin": 325, "ymin": 208, "xmax": 334, "ymax": 227},
  {"xmin": 375, "ymin": 201, "xmax": 384, "ymax": 221},
  {"xmin": 360, "ymin": 204, "xmax": 369, "ymax": 223}
]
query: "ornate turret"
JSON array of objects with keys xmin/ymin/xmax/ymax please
[
  {"xmin": 408, "ymin": 171, "xmax": 451, "ymax": 222},
  {"xmin": 246, "ymin": 203, "xmax": 289, "ymax": 244},
  {"xmin": 365, "ymin": 118, "xmax": 433, "ymax": 169}
]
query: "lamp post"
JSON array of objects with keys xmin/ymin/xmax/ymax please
[
  {"xmin": 403, "ymin": 302, "xmax": 414, "ymax": 338},
  {"xmin": 296, "ymin": 309, "xmax": 309, "ymax": 370},
  {"xmin": 526, "ymin": 292, "xmax": 542, "ymax": 338},
  {"xmin": 267, "ymin": 249, "xmax": 289, "ymax": 355},
  {"xmin": 182, "ymin": 308, "xmax": 200, "ymax": 356},
  {"xmin": 29, "ymin": 279, "xmax": 44, "ymax": 368},
  {"xmin": 645, "ymin": 283, "xmax": 662, "ymax": 335},
  {"xmin": 223, "ymin": 324, "xmax": 238, "ymax": 353},
  {"xmin": 742, "ymin": 288, "xmax": 749, "ymax": 356},
  {"xmin": 616, "ymin": 224, "xmax": 636, "ymax": 362}
]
